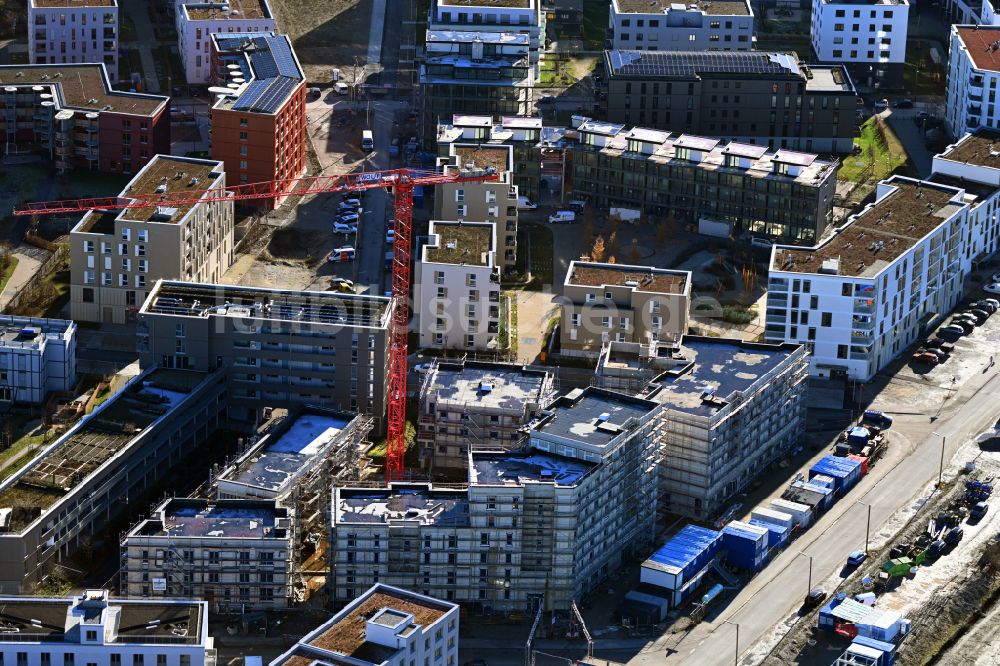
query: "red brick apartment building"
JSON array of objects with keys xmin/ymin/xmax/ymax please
[
  {"xmin": 209, "ymin": 32, "xmax": 305, "ymax": 209},
  {"xmin": 0, "ymin": 64, "xmax": 168, "ymax": 175}
]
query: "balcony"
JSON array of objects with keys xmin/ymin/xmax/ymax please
[{"xmin": 968, "ymin": 77, "xmax": 985, "ymax": 97}]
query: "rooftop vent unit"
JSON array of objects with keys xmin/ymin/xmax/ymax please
[
  {"xmin": 480, "ymin": 382, "xmax": 494, "ymax": 393},
  {"xmin": 597, "ymin": 412, "xmax": 611, "ymax": 423},
  {"xmin": 446, "ymin": 239, "xmax": 458, "ymax": 250},
  {"xmin": 820, "ymin": 258, "xmax": 840, "ymax": 275},
  {"xmin": 152, "ymin": 206, "xmax": 178, "ymax": 221},
  {"xmin": 188, "ymin": 177, "xmax": 200, "ymax": 186},
  {"xmin": 624, "ymin": 279, "xmax": 639, "ymax": 287},
  {"xmin": 155, "ymin": 184, "xmax": 167, "ymax": 194}
]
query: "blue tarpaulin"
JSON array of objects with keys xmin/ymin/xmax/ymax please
[
  {"xmin": 645, "ymin": 525, "xmax": 722, "ymax": 579},
  {"xmin": 809, "ymin": 455, "xmax": 863, "ymax": 493}
]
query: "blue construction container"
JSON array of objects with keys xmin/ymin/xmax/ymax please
[
  {"xmin": 809, "ymin": 455, "xmax": 863, "ymax": 494},
  {"xmin": 852, "ymin": 636, "xmax": 897, "ymax": 663},
  {"xmin": 797, "ymin": 480, "xmax": 835, "ymax": 511},
  {"xmin": 749, "ymin": 518, "xmax": 790, "ymax": 549},
  {"xmin": 848, "ymin": 426, "xmax": 872, "ymax": 447},
  {"xmin": 722, "ymin": 521, "xmax": 769, "ymax": 572},
  {"xmin": 640, "ymin": 525, "xmax": 722, "ymax": 591}
]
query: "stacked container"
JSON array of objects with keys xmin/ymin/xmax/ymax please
[
  {"xmin": 640, "ymin": 525, "xmax": 722, "ymax": 607},
  {"xmin": 770, "ymin": 498, "xmax": 812, "ymax": 528},
  {"xmin": 721, "ymin": 521, "xmax": 770, "ymax": 572},
  {"xmin": 848, "ymin": 453, "xmax": 870, "ymax": 476},
  {"xmin": 809, "ymin": 455, "xmax": 863, "ymax": 494},
  {"xmin": 786, "ymin": 479, "xmax": 835, "ymax": 512}
]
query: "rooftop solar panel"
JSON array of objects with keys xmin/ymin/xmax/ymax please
[
  {"xmin": 231, "ymin": 78, "xmax": 271, "ymax": 111},
  {"xmin": 607, "ymin": 49, "xmax": 800, "ymax": 79},
  {"xmin": 250, "ymin": 50, "xmax": 279, "ymax": 79},
  {"xmin": 248, "ymin": 76, "xmax": 298, "ymax": 113},
  {"xmin": 267, "ymin": 37, "xmax": 300, "ymax": 78}
]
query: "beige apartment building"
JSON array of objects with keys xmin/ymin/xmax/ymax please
[
  {"xmin": 70, "ymin": 155, "xmax": 233, "ymax": 324},
  {"xmin": 415, "ymin": 220, "xmax": 502, "ymax": 351},
  {"xmin": 560, "ymin": 261, "xmax": 692, "ymax": 358},
  {"xmin": 435, "ymin": 143, "xmax": 518, "ymax": 272},
  {"xmin": 136, "ymin": 280, "xmax": 393, "ymax": 429},
  {"xmin": 121, "ymin": 497, "xmax": 293, "ymax": 611}
]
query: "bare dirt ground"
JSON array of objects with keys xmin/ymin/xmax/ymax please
[
  {"xmin": 238, "ymin": 227, "xmax": 334, "ymax": 291},
  {"xmin": 267, "ymin": 0, "xmax": 370, "ymax": 83}
]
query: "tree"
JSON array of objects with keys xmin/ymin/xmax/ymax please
[
  {"xmin": 607, "ymin": 256, "xmax": 617, "ymax": 264},
  {"xmin": 591, "ymin": 235, "xmax": 606, "ymax": 263},
  {"xmin": 607, "ymin": 230, "xmax": 619, "ymax": 257}
]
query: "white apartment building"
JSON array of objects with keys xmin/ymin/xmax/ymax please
[
  {"xmin": 121, "ymin": 497, "xmax": 293, "ymax": 611},
  {"xmin": 810, "ymin": 0, "xmax": 908, "ymax": 88},
  {"xmin": 942, "ymin": 0, "xmax": 1000, "ymax": 25},
  {"xmin": 0, "ymin": 590, "xmax": 214, "ymax": 666},
  {"xmin": 429, "ymin": 0, "xmax": 544, "ymax": 71},
  {"xmin": 416, "ymin": 220, "xmax": 502, "ymax": 351},
  {"xmin": 609, "ymin": 0, "xmax": 755, "ymax": 52},
  {"xmin": 766, "ymin": 175, "xmax": 980, "ymax": 381},
  {"xmin": 176, "ymin": 0, "xmax": 276, "ymax": 83},
  {"xmin": 0, "ymin": 315, "xmax": 76, "ymax": 405},
  {"xmin": 931, "ymin": 130, "xmax": 1000, "ymax": 259},
  {"xmin": 28, "ymin": 0, "xmax": 118, "ymax": 82},
  {"xmin": 946, "ymin": 25, "xmax": 1000, "ymax": 139},
  {"xmin": 70, "ymin": 155, "xmax": 234, "ymax": 325},
  {"xmin": 332, "ymin": 387, "xmax": 663, "ymax": 612},
  {"xmin": 271, "ymin": 584, "xmax": 459, "ymax": 666}
]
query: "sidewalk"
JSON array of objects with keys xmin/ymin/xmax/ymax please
[{"xmin": 0, "ymin": 246, "xmax": 45, "ymax": 311}]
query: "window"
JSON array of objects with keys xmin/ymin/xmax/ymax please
[
  {"xmin": 83, "ymin": 240, "xmax": 94, "ymax": 253},
  {"xmin": 822, "ymin": 312, "xmax": 832, "ymax": 327},
  {"xmin": 480, "ymin": 533, "xmax": 490, "ymax": 545}
]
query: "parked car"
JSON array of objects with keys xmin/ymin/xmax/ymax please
[
  {"xmin": 333, "ymin": 222, "xmax": 357, "ymax": 234},
  {"xmin": 847, "ymin": 550, "xmax": 868, "ymax": 567},
  {"xmin": 912, "ymin": 351, "xmax": 940, "ymax": 365},
  {"xmin": 874, "ymin": 98, "xmax": 889, "ymax": 111},
  {"xmin": 922, "ymin": 348, "xmax": 949, "ymax": 362},
  {"xmin": 983, "ymin": 297, "xmax": 1000, "ymax": 309},
  {"xmin": 804, "ymin": 588, "xmax": 828, "ymax": 608},
  {"xmin": 331, "ymin": 277, "xmax": 355, "ymax": 292},
  {"xmin": 989, "ymin": 272, "xmax": 1000, "ymax": 283},
  {"xmin": 326, "ymin": 246, "xmax": 356, "ymax": 262},
  {"xmin": 413, "ymin": 362, "xmax": 433, "ymax": 375},
  {"xmin": 894, "ymin": 98, "xmax": 914, "ymax": 109},
  {"xmin": 863, "ymin": 410, "xmax": 893, "ymax": 429},
  {"xmin": 341, "ymin": 198, "xmax": 362, "ymax": 208},
  {"xmin": 964, "ymin": 309, "xmax": 989, "ymax": 324},
  {"xmin": 386, "ymin": 228, "xmax": 395, "ymax": 244},
  {"xmin": 971, "ymin": 300, "xmax": 998, "ymax": 314},
  {"xmin": 516, "ymin": 196, "xmax": 538, "ymax": 210},
  {"xmin": 939, "ymin": 324, "xmax": 967, "ymax": 339},
  {"xmin": 986, "ymin": 282, "xmax": 1000, "ymax": 295},
  {"xmin": 950, "ymin": 319, "xmax": 975, "ymax": 334},
  {"xmin": 925, "ymin": 338, "xmax": 946, "ymax": 349},
  {"xmin": 971, "ymin": 502, "xmax": 989, "ymax": 520},
  {"xmin": 338, "ymin": 202, "xmax": 360, "ymax": 213},
  {"xmin": 567, "ymin": 199, "xmax": 587, "ymax": 212},
  {"xmin": 336, "ymin": 213, "xmax": 360, "ymax": 225}
]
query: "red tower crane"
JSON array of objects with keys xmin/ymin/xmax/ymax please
[{"xmin": 15, "ymin": 167, "xmax": 499, "ymax": 483}]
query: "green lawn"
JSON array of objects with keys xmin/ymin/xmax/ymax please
[
  {"xmin": 903, "ymin": 40, "xmax": 947, "ymax": 97},
  {"xmin": 538, "ymin": 57, "xmax": 576, "ymax": 87},
  {"xmin": 0, "ymin": 255, "xmax": 18, "ymax": 295},
  {"xmin": 581, "ymin": 0, "xmax": 609, "ymax": 49},
  {"xmin": 839, "ymin": 118, "xmax": 910, "ymax": 184}
]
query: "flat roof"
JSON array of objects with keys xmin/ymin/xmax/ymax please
[
  {"xmin": 137, "ymin": 499, "xmax": 284, "ymax": 539},
  {"xmin": 453, "ymin": 115, "xmax": 493, "ymax": 127},
  {"xmin": 471, "ymin": 451, "xmax": 596, "ymax": 486},
  {"xmin": 223, "ymin": 412, "xmax": 354, "ymax": 492},
  {"xmin": 567, "ymin": 261, "xmax": 689, "ymax": 295},
  {"xmin": 502, "ymin": 116, "xmax": 542, "ymax": 129},
  {"xmin": 772, "ymin": 178, "xmax": 964, "ymax": 276},
  {"xmin": 0, "ymin": 64, "xmax": 166, "ymax": 116},
  {"xmin": 0, "ymin": 595, "xmax": 204, "ymax": 645},
  {"xmin": 648, "ymin": 337, "xmax": 802, "ymax": 417},
  {"xmin": 578, "ymin": 119, "xmax": 625, "ymax": 136},
  {"xmin": 31, "ymin": 0, "xmax": 116, "ymax": 6},
  {"xmin": 773, "ymin": 149, "xmax": 817, "ymax": 166},
  {"xmin": 955, "ymin": 26, "xmax": 1000, "ymax": 72},
  {"xmin": 453, "ymin": 144, "xmax": 512, "ymax": 173},
  {"xmin": 531, "ymin": 387, "xmax": 660, "ymax": 448},
  {"xmin": 615, "ymin": 0, "xmax": 751, "ymax": 16},
  {"xmin": 723, "ymin": 142, "xmax": 768, "ymax": 159},
  {"xmin": 141, "ymin": 281, "xmax": 390, "ymax": 329},
  {"xmin": 625, "ymin": 127, "xmax": 670, "ymax": 144},
  {"xmin": 212, "ymin": 32, "xmax": 304, "ymax": 115},
  {"xmin": 0, "ymin": 370, "xmax": 207, "ymax": 532},
  {"xmin": 424, "ymin": 361, "xmax": 551, "ymax": 411},
  {"xmin": 337, "ymin": 485, "xmax": 469, "ymax": 526},
  {"xmin": 424, "ymin": 221, "xmax": 494, "ymax": 267},
  {"xmin": 183, "ymin": 0, "xmax": 271, "ymax": 20},
  {"xmin": 306, "ymin": 588, "xmax": 452, "ymax": 660},
  {"xmin": 427, "ymin": 29, "xmax": 529, "ymax": 45},
  {"xmin": 936, "ymin": 130, "xmax": 1000, "ymax": 169},
  {"xmin": 607, "ymin": 50, "xmax": 799, "ymax": 79},
  {"xmin": 804, "ymin": 65, "xmax": 855, "ymax": 92},
  {"xmin": 439, "ymin": 0, "xmax": 531, "ymax": 6},
  {"xmin": 77, "ymin": 156, "xmax": 224, "ymax": 230},
  {"xmin": 0, "ymin": 316, "xmax": 73, "ymax": 349}
]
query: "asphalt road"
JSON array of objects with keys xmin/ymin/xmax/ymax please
[{"xmin": 628, "ymin": 367, "xmax": 1000, "ymax": 665}]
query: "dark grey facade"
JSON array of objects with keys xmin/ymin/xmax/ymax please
[{"xmin": 603, "ymin": 50, "xmax": 859, "ymax": 153}]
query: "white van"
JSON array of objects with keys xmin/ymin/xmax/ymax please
[
  {"xmin": 548, "ymin": 211, "xmax": 577, "ymax": 224},
  {"xmin": 362, "ymin": 129, "xmax": 374, "ymax": 151},
  {"xmin": 334, "ymin": 81, "xmax": 350, "ymax": 95}
]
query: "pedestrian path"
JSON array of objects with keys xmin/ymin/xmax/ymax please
[
  {"xmin": 120, "ymin": 0, "xmax": 161, "ymax": 93},
  {"xmin": 0, "ymin": 246, "xmax": 44, "ymax": 311}
]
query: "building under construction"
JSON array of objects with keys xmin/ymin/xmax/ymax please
[
  {"xmin": 120, "ymin": 497, "xmax": 293, "ymax": 612},
  {"xmin": 416, "ymin": 360, "xmax": 554, "ymax": 474},
  {"xmin": 0, "ymin": 368, "xmax": 228, "ymax": 594},
  {"xmin": 331, "ymin": 387, "xmax": 663, "ymax": 612}
]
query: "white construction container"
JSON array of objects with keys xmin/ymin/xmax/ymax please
[
  {"xmin": 770, "ymin": 498, "xmax": 812, "ymax": 528},
  {"xmin": 750, "ymin": 507, "xmax": 795, "ymax": 530}
]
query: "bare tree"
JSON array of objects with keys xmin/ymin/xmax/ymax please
[{"xmin": 591, "ymin": 235, "xmax": 606, "ymax": 263}]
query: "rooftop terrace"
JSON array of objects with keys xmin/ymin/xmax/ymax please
[
  {"xmin": 184, "ymin": 0, "xmax": 271, "ymax": 20},
  {"xmin": 336, "ymin": 486, "xmax": 469, "ymax": 526},
  {"xmin": 646, "ymin": 337, "xmax": 802, "ymax": 417},
  {"xmin": 223, "ymin": 411, "xmax": 354, "ymax": 492},
  {"xmin": 0, "ymin": 316, "xmax": 73, "ymax": 349},
  {"xmin": 0, "ymin": 370, "xmax": 205, "ymax": 532},
  {"xmin": 567, "ymin": 261, "xmax": 689, "ymax": 295},
  {"xmin": 771, "ymin": 179, "xmax": 964, "ymax": 277},
  {"xmin": 424, "ymin": 361, "xmax": 550, "ymax": 411},
  {"xmin": 134, "ymin": 499, "xmax": 286, "ymax": 539},
  {"xmin": 471, "ymin": 451, "xmax": 596, "ymax": 486},
  {"xmin": 531, "ymin": 387, "xmax": 660, "ymax": 449},
  {"xmin": 0, "ymin": 64, "xmax": 166, "ymax": 116},
  {"xmin": 76, "ymin": 157, "xmax": 224, "ymax": 231},
  {"xmin": 615, "ymin": 0, "xmax": 751, "ymax": 15},
  {"xmin": 452, "ymin": 145, "xmax": 511, "ymax": 174},
  {"xmin": 141, "ymin": 281, "xmax": 391, "ymax": 328},
  {"xmin": 424, "ymin": 221, "xmax": 494, "ymax": 267},
  {"xmin": 306, "ymin": 588, "xmax": 452, "ymax": 661},
  {"xmin": 936, "ymin": 130, "xmax": 1000, "ymax": 170},
  {"xmin": 0, "ymin": 594, "xmax": 204, "ymax": 645}
]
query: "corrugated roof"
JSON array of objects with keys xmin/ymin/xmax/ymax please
[
  {"xmin": 722, "ymin": 521, "xmax": 769, "ymax": 541},
  {"xmin": 830, "ymin": 598, "xmax": 879, "ymax": 624},
  {"xmin": 748, "ymin": 518, "xmax": 789, "ymax": 535},
  {"xmin": 645, "ymin": 525, "xmax": 721, "ymax": 573},
  {"xmin": 811, "ymin": 455, "xmax": 862, "ymax": 479}
]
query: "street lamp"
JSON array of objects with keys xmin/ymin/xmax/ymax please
[
  {"xmin": 856, "ymin": 500, "xmax": 872, "ymax": 554},
  {"xmin": 797, "ymin": 551, "xmax": 813, "ymax": 596},
  {"xmin": 722, "ymin": 620, "xmax": 739, "ymax": 666},
  {"xmin": 932, "ymin": 431, "xmax": 946, "ymax": 488}
]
